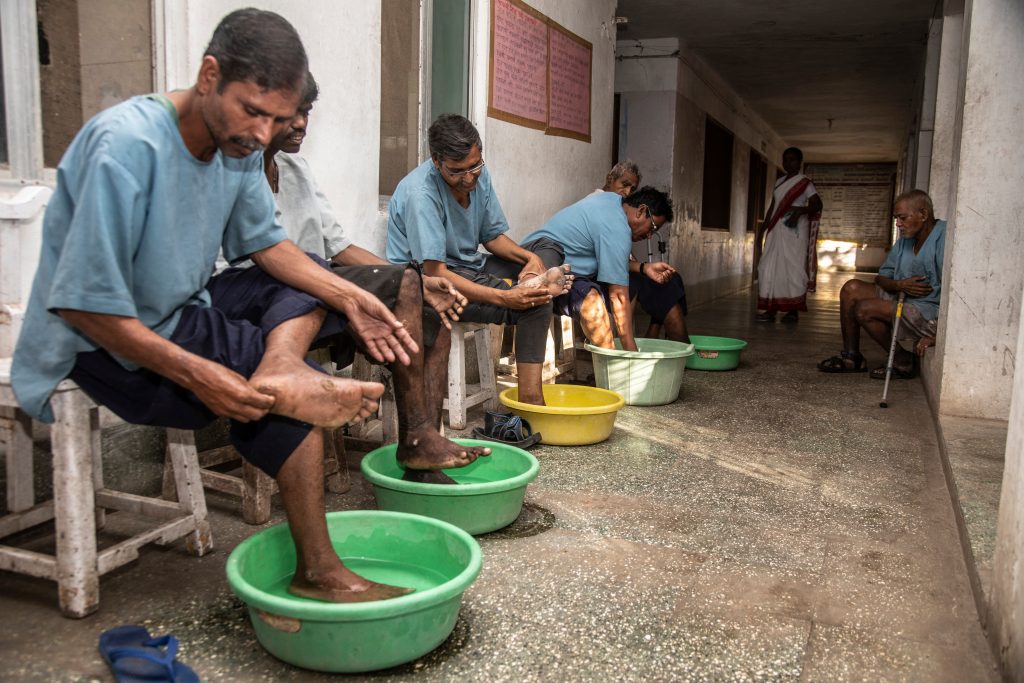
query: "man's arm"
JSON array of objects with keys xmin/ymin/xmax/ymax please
[
  {"xmin": 422, "ymin": 259, "xmax": 550, "ymax": 310},
  {"xmin": 482, "ymin": 234, "xmax": 547, "ymax": 282},
  {"xmin": 875, "ymin": 273, "xmax": 932, "ymax": 297},
  {"xmin": 607, "ymin": 284, "xmax": 637, "ymax": 352},
  {"xmin": 251, "ymin": 239, "xmax": 417, "ymax": 365},
  {"xmin": 56, "ymin": 310, "xmax": 275, "ymax": 422},
  {"xmin": 330, "ymin": 244, "xmax": 387, "ymax": 267}
]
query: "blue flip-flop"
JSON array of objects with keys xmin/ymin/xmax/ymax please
[
  {"xmin": 98, "ymin": 625, "xmax": 199, "ymax": 683},
  {"xmin": 472, "ymin": 410, "xmax": 542, "ymax": 449}
]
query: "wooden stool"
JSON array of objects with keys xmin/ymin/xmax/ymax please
[
  {"xmin": 497, "ymin": 317, "xmax": 577, "ymax": 383},
  {"xmin": 162, "ymin": 426, "xmax": 348, "ymax": 526},
  {"xmin": 0, "ymin": 360, "xmax": 212, "ymax": 618},
  {"xmin": 444, "ymin": 322, "xmax": 499, "ymax": 429},
  {"xmin": 347, "ymin": 355, "xmax": 399, "ymax": 447}
]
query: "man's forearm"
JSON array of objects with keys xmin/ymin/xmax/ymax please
[
  {"xmin": 482, "ymin": 234, "xmax": 529, "ymax": 265},
  {"xmin": 331, "ymin": 244, "xmax": 387, "ymax": 267},
  {"xmin": 423, "ymin": 260, "xmax": 506, "ymax": 307},
  {"xmin": 57, "ymin": 310, "xmax": 205, "ymax": 388},
  {"xmin": 875, "ymin": 274, "xmax": 899, "ymax": 291},
  {"xmin": 252, "ymin": 239, "xmax": 366, "ymax": 310}
]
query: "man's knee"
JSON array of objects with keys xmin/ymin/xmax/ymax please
[{"xmin": 399, "ymin": 266, "xmax": 421, "ymax": 297}]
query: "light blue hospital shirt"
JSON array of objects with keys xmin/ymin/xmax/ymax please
[
  {"xmin": 878, "ymin": 219, "xmax": 946, "ymax": 321},
  {"xmin": 12, "ymin": 96, "xmax": 285, "ymax": 422},
  {"xmin": 523, "ymin": 192, "xmax": 631, "ymax": 286},
  {"xmin": 385, "ymin": 160, "xmax": 508, "ymax": 271}
]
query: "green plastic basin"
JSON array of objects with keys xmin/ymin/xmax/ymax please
[
  {"xmin": 361, "ymin": 439, "xmax": 539, "ymax": 535},
  {"xmin": 226, "ymin": 510, "xmax": 482, "ymax": 673},
  {"xmin": 585, "ymin": 338, "xmax": 694, "ymax": 405},
  {"xmin": 685, "ymin": 335, "xmax": 748, "ymax": 371}
]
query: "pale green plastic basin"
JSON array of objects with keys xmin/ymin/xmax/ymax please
[
  {"xmin": 226, "ymin": 510, "xmax": 482, "ymax": 673},
  {"xmin": 360, "ymin": 439, "xmax": 539, "ymax": 535},
  {"xmin": 685, "ymin": 335, "xmax": 749, "ymax": 371},
  {"xmin": 585, "ymin": 338, "xmax": 695, "ymax": 406}
]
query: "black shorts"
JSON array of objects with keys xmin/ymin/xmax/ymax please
[{"xmin": 628, "ymin": 270, "xmax": 688, "ymax": 323}]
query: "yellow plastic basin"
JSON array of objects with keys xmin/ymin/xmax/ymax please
[{"xmin": 498, "ymin": 384, "xmax": 625, "ymax": 446}]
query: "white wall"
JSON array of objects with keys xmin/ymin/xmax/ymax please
[
  {"xmin": 159, "ymin": 1, "xmax": 386, "ymax": 252},
  {"xmin": 468, "ymin": 0, "xmax": 619, "ymax": 239}
]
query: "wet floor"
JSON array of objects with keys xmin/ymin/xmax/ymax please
[{"xmin": 0, "ymin": 273, "xmax": 1000, "ymax": 681}]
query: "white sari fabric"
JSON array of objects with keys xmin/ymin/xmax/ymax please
[{"xmin": 757, "ymin": 173, "xmax": 819, "ymax": 313}]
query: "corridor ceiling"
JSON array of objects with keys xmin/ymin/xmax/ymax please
[{"xmin": 614, "ymin": 0, "xmax": 938, "ymax": 163}]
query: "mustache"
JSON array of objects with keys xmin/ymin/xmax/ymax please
[{"xmin": 229, "ymin": 136, "xmax": 264, "ymax": 152}]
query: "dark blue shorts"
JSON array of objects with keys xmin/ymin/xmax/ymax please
[
  {"xmin": 553, "ymin": 276, "xmax": 604, "ymax": 318},
  {"xmin": 628, "ymin": 270, "xmax": 688, "ymax": 323},
  {"xmin": 69, "ymin": 260, "xmax": 350, "ymax": 477}
]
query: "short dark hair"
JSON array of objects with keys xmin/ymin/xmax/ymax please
[
  {"xmin": 624, "ymin": 186, "xmax": 673, "ymax": 223},
  {"xmin": 301, "ymin": 70, "xmax": 319, "ymax": 108},
  {"xmin": 783, "ymin": 146, "xmax": 803, "ymax": 163},
  {"xmin": 428, "ymin": 114, "xmax": 482, "ymax": 162},
  {"xmin": 204, "ymin": 9, "xmax": 307, "ymax": 94}
]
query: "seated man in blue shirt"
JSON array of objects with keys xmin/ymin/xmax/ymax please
[
  {"xmin": 523, "ymin": 187, "xmax": 674, "ymax": 352},
  {"xmin": 12, "ymin": 10, "xmax": 423, "ymax": 602},
  {"xmin": 257, "ymin": 72, "xmax": 487, "ymax": 483},
  {"xmin": 817, "ymin": 190, "xmax": 946, "ymax": 377},
  {"xmin": 596, "ymin": 162, "xmax": 690, "ymax": 343},
  {"xmin": 386, "ymin": 114, "xmax": 570, "ymax": 406}
]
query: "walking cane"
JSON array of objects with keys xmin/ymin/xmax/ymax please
[{"xmin": 879, "ymin": 292, "xmax": 906, "ymax": 409}]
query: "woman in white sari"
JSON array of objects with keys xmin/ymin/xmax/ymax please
[{"xmin": 755, "ymin": 147, "xmax": 823, "ymax": 322}]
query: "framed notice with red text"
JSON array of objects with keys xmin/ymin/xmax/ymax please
[{"xmin": 488, "ymin": 0, "xmax": 593, "ymax": 143}]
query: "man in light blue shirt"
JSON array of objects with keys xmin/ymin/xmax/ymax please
[
  {"xmin": 387, "ymin": 114, "xmax": 569, "ymax": 407},
  {"xmin": 12, "ymin": 10, "xmax": 417, "ymax": 603},
  {"xmin": 523, "ymin": 187, "xmax": 673, "ymax": 353},
  {"xmin": 818, "ymin": 189, "xmax": 946, "ymax": 378}
]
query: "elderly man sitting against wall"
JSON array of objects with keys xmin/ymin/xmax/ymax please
[{"xmin": 817, "ymin": 189, "xmax": 945, "ymax": 378}]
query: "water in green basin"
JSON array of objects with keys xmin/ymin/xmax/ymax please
[{"xmin": 260, "ymin": 557, "xmax": 451, "ymax": 601}]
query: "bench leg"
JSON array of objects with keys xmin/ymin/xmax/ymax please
[
  {"xmin": 5, "ymin": 408, "xmax": 34, "ymax": 513},
  {"xmin": 241, "ymin": 461, "xmax": 274, "ymax": 525},
  {"xmin": 165, "ymin": 429, "xmax": 214, "ymax": 555},
  {"xmin": 447, "ymin": 328, "xmax": 468, "ymax": 429},
  {"xmin": 324, "ymin": 428, "xmax": 351, "ymax": 494},
  {"xmin": 475, "ymin": 326, "xmax": 499, "ymax": 412},
  {"xmin": 51, "ymin": 390, "xmax": 99, "ymax": 618},
  {"xmin": 89, "ymin": 407, "xmax": 106, "ymax": 529}
]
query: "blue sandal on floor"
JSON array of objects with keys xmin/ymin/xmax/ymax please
[
  {"xmin": 99, "ymin": 625, "xmax": 199, "ymax": 683},
  {"xmin": 472, "ymin": 410, "xmax": 542, "ymax": 449}
]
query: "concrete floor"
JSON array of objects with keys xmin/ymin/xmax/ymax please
[{"xmin": 0, "ymin": 273, "xmax": 1001, "ymax": 682}]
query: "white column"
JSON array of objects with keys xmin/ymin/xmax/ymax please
[{"xmin": 1, "ymin": 0, "xmax": 44, "ymax": 180}]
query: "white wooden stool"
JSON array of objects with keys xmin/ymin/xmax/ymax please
[
  {"xmin": 161, "ymin": 426, "xmax": 348, "ymax": 526},
  {"xmin": 443, "ymin": 322, "xmax": 499, "ymax": 429},
  {"xmin": 0, "ymin": 360, "xmax": 212, "ymax": 618}
]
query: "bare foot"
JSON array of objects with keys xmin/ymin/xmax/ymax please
[
  {"xmin": 252, "ymin": 359, "xmax": 384, "ymax": 427},
  {"xmin": 396, "ymin": 427, "xmax": 490, "ymax": 470},
  {"xmin": 288, "ymin": 572, "xmax": 413, "ymax": 603},
  {"xmin": 518, "ymin": 265, "xmax": 573, "ymax": 297},
  {"xmin": 402, "ymin": 469, "xmax": 459, "ymax": 485}
]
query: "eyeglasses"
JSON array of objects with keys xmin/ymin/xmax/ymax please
[
  {"xmin": 643, "ymin": 207, "xmax": 660, "ymax": 233},
  {"xmin": 441, "ymin": 159, "xmax": 486, "ymax": 179}
]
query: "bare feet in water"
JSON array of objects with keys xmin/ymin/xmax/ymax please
[
  {"xmin": 288, "ymin": 564, "xmax": 413, "ymax": 603},
  {"xmin": 518, "ymin": 265, "xmax": 573, "ymax": 298},
  {"xmin": 251, "ymin": 355, "xmax": 384, "ymax": 427},
  {"xmin": 395, "ymin": 427, "xmax": 491, "ymax": 485}
]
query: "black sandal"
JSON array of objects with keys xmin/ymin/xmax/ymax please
[
  {"xmin": 869, "ymin": 363, "xmax": 918, "ymax": 380},
  {"xmin": 817, "ymin": 350, "xmax": 867, "ymax": 373},
  {"xmin": 471, "ymin": 411, "xmax": 542, "ymax": 449}
]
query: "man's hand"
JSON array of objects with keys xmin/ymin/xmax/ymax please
[
  {"xmin": 338, "ymin": 285, "xmax": 419, "ymax": 365},
  {"xmin": 898, "ymin": 276, "xmax": 932, "ymax": 298},
  {"xmin": 502, "ymin": 286, "xmax": 552, "ymax": 310},
  {"xmin": 422, "ymin": 275, "xmax": 467, "ymax": 330},
  {"xmin": 517, "ymin": 253, "xmax": 547, "ymax": 283},
  {"xmin": 644, "ymin": 261, "xmax": 676, "ymax": 285},
  {"xmin": 184, "ymin": 358, "xmax": 276, "ymax": 422},
  {"xmin": 915, "ymin": 335, "xmax": 935, "ymax": 356}
]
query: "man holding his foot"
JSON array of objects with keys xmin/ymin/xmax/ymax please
[
  {"xmin": 817, "ymin": 189, "xmax": 945, "ymax": 378},
  {"xmin": 522, "ymin": 187, "xmax": 674, "ymax": 352},
  {"xmin": 12, "ymin": 10, "xmax": 449, "ymax": 603},
  {"xmin": 254, "ymin": 72, "xmax": 488, "ymax": 484},
  {"xmin": 386, "ymin": 114, "xmax": 571, "ymax": 406}
]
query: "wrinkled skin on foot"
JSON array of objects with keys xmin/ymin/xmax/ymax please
[
  {"xmin": 253, "ymin": 369, "xmax": 384, "ymax": 428},
  {"xmin": 288, "ymin": 574, "xmax": 413, "ymax": 603},
  {"xmin": 396, "ymin": 427, "xmax": 490, "ymax": 472},
  {"xmin": 402, "ymin": 469, "xmax": 459, "ymax": 485},
  {"xmin": 517, "ymin": 264, "xmax": 573, "ymax": 298}
]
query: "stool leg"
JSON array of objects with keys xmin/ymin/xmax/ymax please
[
  {"xmin": 5, "ymin": 408, "xmax": 34, "ymax": 513},
  {"xmin": 165, "ymin": 429, "xmax": 214, "ymax": 555},
  {"xmin": 446, "ymin": 328, "xmax": 468, "ymax": 429},
  {"xmin": 324, "ymin": 428, "xmax": 351, "ymax": 494},
  {"xmin": 51, "ymin": 389, "xmax": 99, "ymax": 618},
  {"xmin": 89, "ymin": 406, "xmax": 106, "ymax": 529},
  {"xmin": 475, "ymin": 327, "xmax": 499, "ymax": 412},
  {"xmin": 241, "ymin": 461, "xmax": 274, "ymax": 525}
]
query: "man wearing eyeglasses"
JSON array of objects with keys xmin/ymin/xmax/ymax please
[
  {"xmin": 521, "ymin": 187, "xmax": 674, "ymax": 353},
  {"xmin": 386, "ymin": 114, "xmax": 569, "ymax": 406}
]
